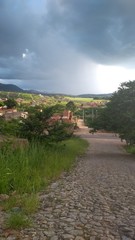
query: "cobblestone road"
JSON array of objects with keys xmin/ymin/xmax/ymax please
[{"xmin": 1, "ymin": 129, "xmax": 135, "ymax": 240}]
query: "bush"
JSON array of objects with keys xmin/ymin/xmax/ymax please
[{"xmin": 18, "ymin": 105, "xmax": 74, "ymax": 142}]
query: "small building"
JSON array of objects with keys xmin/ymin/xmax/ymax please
[
  {"xmin": 62, "ymin": 110, "xmax": 72, "ymax": 121},
  {"xmin": 0, "ymin": 109, "xmax": 28, "ymax": 121}
]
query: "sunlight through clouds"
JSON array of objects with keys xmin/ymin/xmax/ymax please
[{"xmin": 96, "ymin": 64, "xmax": 135, "ymax": 93}]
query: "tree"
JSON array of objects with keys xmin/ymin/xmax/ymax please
[
  {"xmin": 66, "ymin": 101, "xmax": 76, "ymax": 112},
  {"xmin": 19, "ymin": 105, "xmax": 73, "ymax": 142},
  {"xmin": 4, "ymin": 98, "xmax": 17, "ymax": 109},
  {"xmin": 0, "ymin": 118, "xmax": 20, "ymax": 136},
  {"xmin": 90, "ymin": 80, "xmax": 135, "ymax": 144},
  {"xmin": 0, "ymin": 101, "xmax": 4, "ymax": 107}
]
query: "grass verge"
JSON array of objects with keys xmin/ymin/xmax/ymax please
[
  {"xmin": 125, "ymin": 145, "xmax": 135, "ymax": 154},
  {"xmin": 2, "ymin": 194, "xmax": 39, "ymax": 230},
  {"xmin": 1, "ymin": 136, "xmax": 88, "ymax": 229},
  {"xmin": 6, "ymin": 212, "xmax": 31, "ymax": 230},
  {"xmin": 0, "ymin": 137, "xmax": 88, "ymax": 194},
  {"xmin": 1, "ymin": 194, "xmax": 39, "ymax": 214}
]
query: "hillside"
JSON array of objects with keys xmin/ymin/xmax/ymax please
[
  {"xmin": 78, "ymin": 93, "xmax": 112, "ymax": 99},
  {"xmin": 0, "ymin": 83, "xmax": 23, "ymax": 92},
  {"xmin": 0, "ymin": 83, "xmax": 112, "ymax": 99}
]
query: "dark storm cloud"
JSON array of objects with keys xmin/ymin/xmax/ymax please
[
  {"xmin": 0, "ymin": 1, "xmax": 42, "ymax": 57},
  {"xmin": 46, "ymin": 0, "xmax": 135, "ymax": 65},
  {"xmin": 0, "ymin": 0, "xmax": 135, "ymax": 93},
  {"xmin": 0, "ymin": 0, "xmax": 47, "ymax": 81}
]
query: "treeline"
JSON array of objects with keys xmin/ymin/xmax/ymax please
[{"xmin": 89, "ymin": 80, "xmax": 135, "ymax": 145}]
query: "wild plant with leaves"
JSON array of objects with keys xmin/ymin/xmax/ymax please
[{"xmin": 19, "ymin": 104, "xmax": 74, "ymax": 142}]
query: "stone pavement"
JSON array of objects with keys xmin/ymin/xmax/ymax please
[{"xmin": 1, "ymin": 129, "xmax": 135, "ymax": 240}]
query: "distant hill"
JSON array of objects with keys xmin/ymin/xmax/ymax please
[
  {"xmin": 0, "ymin": 83, "xmax": 23, "ymax": 92},
  {"xmin": 0, "ymin": 82, "xmax": 112, "ymax": 98},
  {"xmin": 77, "ymin": 93, "xmax": 112, "ymax": 99}
]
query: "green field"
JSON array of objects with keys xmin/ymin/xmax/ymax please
[{"xmin": 0, "ymin": 91, "xmax": 108, "ymax": 106}]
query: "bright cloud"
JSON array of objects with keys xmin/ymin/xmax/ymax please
[{"xmin": 96, "ymin": 65, "xmax": 135, "ymax": 93}]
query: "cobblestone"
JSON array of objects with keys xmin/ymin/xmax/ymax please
[{"xmin": 1, "ymin": 129, "xmax": 135, "ymax": 239}]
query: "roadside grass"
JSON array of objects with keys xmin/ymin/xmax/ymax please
[
  {"xmin": 22, "ymin": 194, "xmax": 39, "ymax": 214},
  {"xmin": 2, "ymin": 194, "xmax": 39, "ymax": 229},
  {"xmin": 125, "ymin": 145, "xmax": 135, "ymax": 154},
  {"xmin": 2, "ymin": 194, "xmax": 39, "ymax": 214},
  {"xmin": 6, "ymin": 212, "xmax": 31, "ymax": 230},
  {"xmin": 0, "ymin": 137, "xmax": 88, "ymax": 195},
  {"xmin": 1, "ymin": 136, "xmax": 88, "ymax": 229}
]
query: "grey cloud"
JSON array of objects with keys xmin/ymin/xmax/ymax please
[
  {"xmin": 0, "ymin": 0, "xmax": 135, "ymax": 94},
  {"xmin": 45, "ymin": 0, "xmax": 135, "ymax": 65},
  {"xmin": 0, "ymin": 0, "xmax": 42, "ymax": 58}
]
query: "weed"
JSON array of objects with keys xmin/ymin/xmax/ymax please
[
  {"xmin": 125, "ymin": 145, "xmax": 135, "ymax": 154},
  {"xmin": 22, "ymin": 194, "xmax": 39, "ymax": 214},
  {"xmin": 2, "ymin": 194, "xmax": 39, "ymax": 214},
  {"xmin": 1, "ymin": 196, "xmax": 21, "ymax": 211},
  {"xmin": 6, "ymin": 213, "xmax": 31, "ymax": 229}
]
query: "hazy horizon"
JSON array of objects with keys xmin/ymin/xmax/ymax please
[{"xmin": 0, "ymin": 81, "xmax": 114, "ymax": 95}]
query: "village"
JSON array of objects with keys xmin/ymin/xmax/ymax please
[{"xmin": 0, "ymin": 92, "xmax": 107, "ymax": 124}]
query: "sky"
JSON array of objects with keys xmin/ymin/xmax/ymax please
[{"xmin": 0, "ymin": 0, "xmax": 135, "ymax": 94}]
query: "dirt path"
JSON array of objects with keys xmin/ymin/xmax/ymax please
[{"xmin": 1, "ymin": 129, "xmax": 135, "ymax": 240}]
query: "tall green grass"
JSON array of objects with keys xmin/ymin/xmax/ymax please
[
  {"xmin": 0, "ymin": 137, "xmax": 88, "ymax": 194},
  {"xmin": 125, "ymin": 145, "xmax": 135, "ymax": 154},
  {"xmin": 6, "ymin": 212, "xmax": 31, "ymax": 229}
]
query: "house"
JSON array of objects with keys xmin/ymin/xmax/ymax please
[
  {"xmin": 0, "ymin": 108, "xmax": 28, "ymax": 121},
  {"xmin": 16, "ymin": 98, "xmax": 23, "ymax": 104},
  {"xmin": 62, "ymin": 110, "xmax": 72, "ymax": 121},
  {"xmin": 4, "ymin": 111, "xmax": 28, "ymax": 121},
  {"xmin": 50, "ymin": 110, "xmax": 73, "ymax": 124}
]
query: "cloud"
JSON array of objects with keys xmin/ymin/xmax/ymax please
[
  {"xmin": 46, "ymin": 0, "xmax": 135, "ymax": 65},
  {"xmin": 0, "ymin": 0, "xmax": 135, "ymax": 93}
]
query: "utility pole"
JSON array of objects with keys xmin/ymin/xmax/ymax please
[
  {"xmin": 83, "ymin": 108, "xmax": 85, "ymax": 122},
  {"xmin": 92, "ymin": 108, "xmax": 94, "ymax": 122}
]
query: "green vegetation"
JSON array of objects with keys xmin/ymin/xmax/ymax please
[
  {"xmin": 19, "ymin": 105, "xmax": 73, "ymax": 142},
  {"xmin": 4, "ymin": 98, "xmax": 18, "ymax": 109},
  {"xmin": 0, "ymin": 136, "xmax": 88, "ymax": 229},
  {"xmin": 0, "ymin": 119, "xmax": 20, "ymax": 136},
  {"xmin": 88, "ymin": 80, "xmax": 135, "ymax": 145},
  {"xmin": 22, "ymin": 194, "xmax": 39, "ymax": 214},
  {"xmin": 125, "ymin": 145, "xmax": 135, "ymax": 154},
  {"xmin": 65, "ymin": 96, "xmax": 94, "ymax": 102},
  {"xmin": 66, "ymin": 100, "xmax": 76, "ymax": 112},
  {"xmin": 0, "ymin": 137, "xmax": 88, "ymax": 194},
  {"xmin": 2, "ymin": 194, "xmax": 39, "ymax": 214},
  {"xmin": 0, "ymin": 90, "xmax": 107, "ymax": 106},
  {"xmin": 6, "ymin": 212, "xmax": 31, "ymax": 229},
  {"xmin": 0, "ymin": 89, "xmax": 91, "ymax": 230},
  {"xmin": 0, "ymin": 104, "xmax": 74, "ymax": 141}
]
